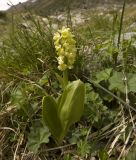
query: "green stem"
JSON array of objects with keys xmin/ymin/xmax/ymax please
[
  {"xmin": 63, "ymin": 69, "xmax": 68, "ymax": 88},
  {"xmin": 117, "ymin": 0, "xmax": 126, "ymax": 49}
]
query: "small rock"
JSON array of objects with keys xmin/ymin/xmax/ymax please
[{"xmin": 128, "ymin": 22, "xmax": 136, "ymax": 30}]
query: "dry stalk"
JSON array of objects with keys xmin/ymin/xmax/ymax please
[
  {"xmin": 13, "ymin": 134, "xmax": 24, "ymax": 160},
  {"xmin": 118, "ymin": 129, "xmax": 133, "ymax": 160},
  {"xmin": 108, "ymin": 124, "xmax": 127, "ymax": 155}
]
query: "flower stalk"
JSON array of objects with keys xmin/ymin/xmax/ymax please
[{"xmin": 63, "ymin": 69, "xmax": 68, "ymax": 88}]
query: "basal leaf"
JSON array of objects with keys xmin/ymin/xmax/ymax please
[
  {"xmin": 42, "ymin": 80, "xmax": 85, "ymax": 144},
  {"xmin": 42, "ymin": 96, "xmax": 62, "ymax": 143},
  {"xmin": 58, "ymin": 80, "xmax": 85, "ymax": 141}
]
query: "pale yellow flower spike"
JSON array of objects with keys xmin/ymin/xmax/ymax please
[{"xmin": 53, "ymin": 27, "xmax": 77, "ymax": 71}]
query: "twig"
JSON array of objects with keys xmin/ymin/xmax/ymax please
[
  {"xmin": 83, "ymin": 75, "xmax": 136, "ymax": 112},
  {"xmin": 39, "ymin": 143, "xmax": 76, "ymax": 153}
]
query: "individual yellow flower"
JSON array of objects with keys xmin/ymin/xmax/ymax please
[
  {"xmin": 58, "ymin": 63, "xmax": 67, "ymax": 71},
  {"xmin": 57, "ymin": 56, "xmax": 64, "ymax": 65},
  {"xmin": 53, "ymin": 32, "xmax": 61, "ymax": 41},
  {"xmin": 59, "ymin": 48, "xmax": 65, "ymax": 55},
  {"xmin": 63, "ymin": 42, "xmax": 69, "ymax": 48},
  {"xmin": 55, "ymin": 45, "xmax": 61, "ymax": 52},
  {"xmin": 60, "ymin": 27, "xmax": 70, "ymax": 38}
]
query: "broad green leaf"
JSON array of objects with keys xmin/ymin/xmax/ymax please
[
  {"xmin": 27, "ymin": 124, "xmax": 50, "ymax": 153},
  {"xmin": 109, "ymin": 72, "xmax": 125, "ymax": 93},
  {"xmin": 127, "ymin": 73, "xmax": 136, "ymax": 92},
  {"xmin": 109, "ymin": 72, "xmax": 136, "ymax": 93},
  {"xmin": 58, "ymin": 80, "xmax": 85, "ymax": 140},
  {"xmin": 95, "ymin": 68, "xmax": 112, "ymax": 83},
  {"xmin": 42, "ymin": 96, "xmax": 62, "ymax": 143}
]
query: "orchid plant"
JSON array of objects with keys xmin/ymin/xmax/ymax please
[{"xmin": 42, "ymin": 27, "xmax": 85, "ymax": 144}]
